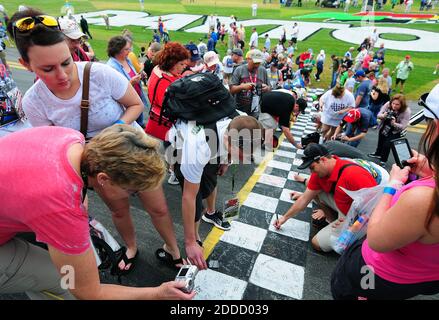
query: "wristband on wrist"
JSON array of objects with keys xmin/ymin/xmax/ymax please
[
  {"xmin": 114, "ymin": 119, "xmax": 125, "ymax": 125},
  {"xmin": 383, "ymin": 187, "xmax": 397, "ymax": 196}
]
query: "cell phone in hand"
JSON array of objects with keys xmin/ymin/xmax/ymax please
[
  {"xmin": 391, "ymin": 138, "xmax": 413, "ymax": 169},
  {"xmin": 138, "ymin": 71, "xmax": 147, "ymax": 80}
]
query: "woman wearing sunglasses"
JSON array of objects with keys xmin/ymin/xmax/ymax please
[
  {"xmin": 7, "ymin": 9, "xmax": 184, "ymax": 275},
  {"xmin": 0, "ymin": 125, "xmax": 194, "ymax": 300},
  {"xmin": 331, "ymin": 84, "xmax": 439, "ymax": 300}
]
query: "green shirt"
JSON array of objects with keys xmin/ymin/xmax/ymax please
[
  {"xmin": 339, "ymin": 71, "xmax": 349, "ymax": 86},
  {"xmin": 303, "ymin": 58, "xmax": 316, "ymax": 71},
  {"xmin": 396, "ymin": 61, "xmax": 414, "ymax": 80}
]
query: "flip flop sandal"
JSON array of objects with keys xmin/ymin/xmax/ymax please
[
  {"xmin": 155, "ymin": 248, "xmax": 183, "ymax": 270},
  {"xmin": 112, "ymin": 247, "xmax": 139, "ymax": 277}
]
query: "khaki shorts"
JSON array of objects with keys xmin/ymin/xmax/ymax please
[
  {"xmin": 315, "ymin": 192, "xmax": 345, "ymax": 253},
  {"xmin": 0, "ymin": 50, "xmax": 6, "ymax": 66},
  {"xmin": 0, "ymin": 238, "xmax": 75, "ymax": 300},
  {"xmin": 258, "ymin": 112, "xmax": 278, "ymax": 130}
]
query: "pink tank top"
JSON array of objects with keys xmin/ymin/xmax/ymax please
[{"xmin": 362, "ymin": 177, "xmax": 439, "ymax": 284}]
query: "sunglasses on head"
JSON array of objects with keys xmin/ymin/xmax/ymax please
[{"xmin": 12, "ymin": 15, "xmax": 60, "ymax": 42}]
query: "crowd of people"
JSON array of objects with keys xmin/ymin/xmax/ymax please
[
  {"xmin": 309, "ymin": 0, "xmax": 438, "ymax": 12},
  {"xmin": 0, "ymin": 5, "xmax": 438, "ymax": 301}
]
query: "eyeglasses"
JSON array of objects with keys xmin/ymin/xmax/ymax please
[{"xmin": 12, "ymin": 15, "xmax": 60, "ymax": 42}]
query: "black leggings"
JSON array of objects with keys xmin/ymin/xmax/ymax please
[
  {"xmin": 374, "ymin": 131, "xmax": 400, "ymax": 162},
  {"xmin": 331, "ymin": 238, "xmax": 439, "ymax": 300}
]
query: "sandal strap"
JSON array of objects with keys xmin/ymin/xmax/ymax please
[
  {"xmin": 118, "ymin": 248, "xmax": 139, "ymax": 265},
  {"xmin": 155, "ymin": 248, "xmax": 183, "ymax": 266},
  {"xmin": 173, "ymin": 257, "xmax": 183, "ymax": 265}
]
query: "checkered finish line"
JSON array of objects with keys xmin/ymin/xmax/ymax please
[{"xmin": 194, "ymin": 88, "xmax": 325, "ymax": 300}]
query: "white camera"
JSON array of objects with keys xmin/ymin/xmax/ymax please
[{"xmin": 175, "ymin": 265, "xmax": 198, "ymax": 293}]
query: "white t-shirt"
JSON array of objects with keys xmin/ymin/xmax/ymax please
[
  {"xmin": 250, "ymin": 32, "xmax": 259, "ymax": 48},
  {"xmin": 168, "ymin": 119, "xmax": 231, "ymax": 184},
  {"xmin": 345, "ymin": 77, "xmax": 356, "ymax": 92},
  {"xmin": 320, "ymin": 90, "xmax": 355, "ymax": 127},
  {"xmin": 262, "ymin": 51, "xmax": 270, "ymax": 62},
  {"xmin": 222, "ymin": 55, "xmax": 234, "ymax": 74},
  {"xmin": 276, "ymin": 44, "xmax": 284, "ymax": 54},
  {"xmin": 371, "ymin": 32, "xmax": 378, "ymax": 44},
  {"xmin": 22, "ymin": 62, "xmax": 129, "ymax": 138},
  {"xmin": 292, "ymin": 26, "xmax": 299, "ymax": 38},
  {"xmin": 209, "ymin": 17, "xmax": 215, "ymax": 29}
]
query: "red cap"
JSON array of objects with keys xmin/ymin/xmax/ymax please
[
  {"xmin": 405, "ymin": 55, "xmax": 411, "ymax": 59},
  {"xmin": 343, "ymin": 109, "xmax": 361, "ymax": 123}
]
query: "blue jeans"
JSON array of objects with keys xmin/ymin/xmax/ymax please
[
  {"xmin": 368, "ymin": 103, "xmax": 381, "ymax": 127},
  {"xmin": 136, "ymin": 113, "xmax": 145, "ymax": 128},
  {"xmin": 331, "ymin": 71, "xmax": 339, "ymax": 88},
  {"xmin": 344, "ymin": 123, "xmax": 363, "ymax": 148}
]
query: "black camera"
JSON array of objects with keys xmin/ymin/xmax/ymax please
[
  {"xmin": 385, "ymin": 110, "xmax": 397, "ymax": 122},
  {"xmin": 253, "ymin": 83, "xmax": 263, "ymax": 96}
]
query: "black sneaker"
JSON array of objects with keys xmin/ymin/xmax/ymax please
[
  {"xmin": 202, "ymin": 211, "xmax": 231, "ymax": 231},
  {"xmin": 368, "ymin": 153, "xmax": 381, "ymax": 159}
]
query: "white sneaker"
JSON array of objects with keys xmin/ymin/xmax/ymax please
[
  {"xmin": 434, "ymin": 71, "xmax": 437, "ymax": 75},
  {"xmin": 167, "ymin": 172, "xmax": 179, "ymax": 185}
]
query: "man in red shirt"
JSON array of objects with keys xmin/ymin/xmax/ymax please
[
  {"xmin": 299, "ymin": 49, "xmax": 312, "ymax": 69},
  {"xmin": 274, "ymin": 144, "xmax": 377, "ymax": 252}
]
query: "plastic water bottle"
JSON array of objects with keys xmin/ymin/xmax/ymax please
[
  {"xmin": 334, "ymin": 229, "xmax": 354, "ymax": 254},
  {"xmin": 334, "ymin": 215, "xmax": 368, "ymax": 254}
]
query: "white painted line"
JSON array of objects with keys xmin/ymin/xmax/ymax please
[
  {"xmin": 258, "ymin": 174, "xmax": 287, "ymax": 188},
  {"xmin": 332, "ymin": 26, "xmax": 439, "ymax": 52},
  {"xmin": 220, "ymin": 221, "xmax": 268, "ymax": 252},
  {"xmin": 293, "ymin": 158, "xmax": 303, "ymax": 167},
  {"xmin": 267, "ymin": 160, "xmax": 292, "ymax": 171},
  {"xmin": 249, "ymin": 254, "xmax": 305, "ymax": 300},
  {"xmin": 269, "ymin": 215, "xmax": 310, "ymax": 242},
  {"xmin": 280, "ymin": 141, "xmax": 295, "ymax": 150},
  {"xmin": 243, "ymin": 192, "xmax": 279, "ymax": 213},
  {"xmin": 275, "ymin": 149, "xmax": 296, "ymax": 159},
  {"xmin": 194, "ymin": 269, "xmax": 248, "ymax": 300}
]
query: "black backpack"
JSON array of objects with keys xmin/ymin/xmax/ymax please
[{"xmin": 161, "ymin": 72, "xmax": 237, "ymax": 125}]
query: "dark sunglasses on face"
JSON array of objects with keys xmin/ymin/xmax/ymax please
[{"xmin": 12, "ymin": 15, "xmax": 60, "ymax": 42}]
